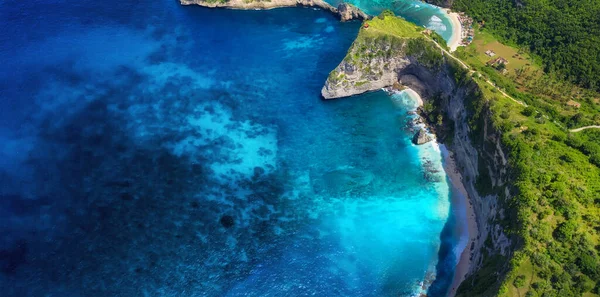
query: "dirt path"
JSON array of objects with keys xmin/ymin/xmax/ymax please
[
  {"xmin": 424, "ymin": 35, "xmax": 527, "ymax": 107},
  {"xmin": 423, "ymin": 35, "xmax": 600, "ymax": 135},
  {"xmin": 569, "ymin": 125, "xmax": 600, "ymax": 133}
]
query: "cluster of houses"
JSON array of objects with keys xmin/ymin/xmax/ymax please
[
  {"xmin": 485, "ymin": 50, "xmax": 509, "ymax": 73},
  {"xmin": 458, "ymin": 13, "xmax": 474, "ymax": 45}
]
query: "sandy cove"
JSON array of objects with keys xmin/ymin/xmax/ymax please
[
  {"xmin": 401, "ymin": 88, "xmax": 424, "ymax": 107},
  {"xmin": 403, "ymin": 89, "xmax": 477, "ymax": 296},
  {"xmin": 441, "ymin": 146, "xmax": 478, "ymax": 297},
  {"xmin": 445, "ymin": 9, "xmax": 463, "ymax": 52}
]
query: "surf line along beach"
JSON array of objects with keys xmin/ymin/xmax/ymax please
[
  {"xmin": 390, "ymin": 86, "xmax": 477, "ymax": 297},
  {"xmin": 445, "ymin": 9, "xmax": 463, "ymax": 52}
]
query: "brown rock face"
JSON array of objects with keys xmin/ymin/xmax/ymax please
[
  {"xmin": 180, "ymin": 0, "xmax": 370, "ymax": 22},
  {"xmin": 337, "ymin": 3, "xmax": 369, "ymax": 22},
  {"xmin": 412, "ymin": 127, "xmax": 433, "ymax": 145}
]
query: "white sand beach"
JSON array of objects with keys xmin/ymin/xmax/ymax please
[
  {"xmin": 401, "ymin": 88, "xmax": 424, "ymax": 107},
  {"xmin": 445, "ymin": 10, "xmax": 463, "ymax": 52}
]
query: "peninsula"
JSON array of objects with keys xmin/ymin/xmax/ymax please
[{"xmin": 180, "ymin": 0, "xmax": 369, "ymax": 22}]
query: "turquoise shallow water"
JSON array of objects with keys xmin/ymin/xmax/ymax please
[{"xmin": 0, "ymin": 1, "xmax": 459, "ymax": 296}]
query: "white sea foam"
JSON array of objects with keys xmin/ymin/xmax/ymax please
[
  {"xmin": 427, "ymin": 15, "xmax": 447, "ymax": 32},
  {"xmin": 389, "ymin": 88, "xmax": 423, "ymax": 110}
]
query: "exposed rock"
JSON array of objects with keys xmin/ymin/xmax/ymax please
[
  {"xmin": 424, "ymin": 0, "xmax": 453, "ymax": 8},
  {"xmin": 412, "ymin": 127, "xmax": 433, "ymax": 145},
  {"xmin": 337, "ymin": 3, "xmax": 369, "ymax": 22},
  {"xmin": 180, "ymin": 0, "xmax": 369, "ymax": 22},
  {"xmin": 320, "ymin": 26, "xmax": 415, "ymax": 99}
]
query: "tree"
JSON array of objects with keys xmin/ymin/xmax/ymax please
[
  {"xmin": 553, "ymin": 220, "xmax": 577, "ymax": 242},
  {"xmin": 522, "ymin": 106, "xmax": 536, "ymax": 116},
  {"xmin": 513, "ymin": 275, "xmax": 526, "ymax": 287}
]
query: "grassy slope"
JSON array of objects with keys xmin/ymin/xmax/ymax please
[
  {"xmin": 454, "ymin": 69, "xmax": 600, "ymax": 296},
  {"xmin": 328, "ymin": 14, "xmax": 425, "ymax": 86},
  {"xmin": 360, "ymin": 13, "xmax": 422, "ymax": 39},
  {"xmin": 455, "ymin": 26, "xmax": 600, "ymax": 129}
]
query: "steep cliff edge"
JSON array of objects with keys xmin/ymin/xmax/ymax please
[
  {"xmin": 180, "ymin": 0, "xmax": 369, "ymax": 22},
  {"xmin": 322, "ymin": 14, "xmax": 516, "ymax": 296},
  {"xmin": 424, "ymin": 0, "xmax": 453, "ymax": 8}
]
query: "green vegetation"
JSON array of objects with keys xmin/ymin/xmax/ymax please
[
  {"xmin": 360, "ymin": 11, "xmax": 421, "ymax": 40},
  {"xmin": 443, "ymin": 56, "xmax": 600, "ymax": 297},
  {"xmin": 406, "ymin": 37, "xmax": 444, "ymax": 70},
  {"xmin": 455, "ymin": 27, "xmax": 600, "ymax": 130},
  {"xmin": 454, "ymin": 66, "xmax": 600, "ymax": 297},
  {"xmin": 453, "ymin": 0, "xmax": 600, "ymax": 91},
  {"xmin": 429, "ymin": 31, "xmax": 447, "ymax": 50},
  {"xmin": 331, "ymin": 12, "xmax": 429, "ymax": 85}
]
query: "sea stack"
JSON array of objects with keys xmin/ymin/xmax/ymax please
[
  {"xmin": 337, "ymin": 3, "xmax": 369, "ymax": 22},
  {"xmin": 412, "ymin": 127, "xmax": 433, "ymax": 145}
]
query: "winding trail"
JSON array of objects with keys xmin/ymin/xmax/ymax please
[
  {"xmin": 426, "ymin": 34, "xmax": 600, "ymax": 134},
  {"xmin": 569, "ymin": 125, "xmax": 600, "ymax": 133},
  {"xmin": 424, "ymin": 35, "xmax": 527, "ymax": 107}
]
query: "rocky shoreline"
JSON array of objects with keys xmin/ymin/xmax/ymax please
[
  {"xmin": 441, "ymin": 145, "xmax": 478, "ymax": 297},
  {"xmin": 180, "ymin": 0, "xmax": 369, "ymax": 22},
  {"xmin": 359, "ymin": 69, "xmax": 481, "ymax": 297}
]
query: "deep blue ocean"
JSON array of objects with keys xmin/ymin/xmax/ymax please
[{"xmin": 0, "ymin": 0, "xmax": 462, "ymax": 296}]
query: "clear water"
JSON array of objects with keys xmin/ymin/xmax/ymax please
[
  {"xmin": 0, "ymin": 1, "xmax": 460, "ymax": 296},
  {"xmin": 326, "ymin": 0, "xmax": 456, "ymax": 41}
]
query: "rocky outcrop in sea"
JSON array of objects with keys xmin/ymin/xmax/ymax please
[
  {"xmin": 412, "ymin": 127, "xmax": 433, "ymax": 145},
  {"xmin": 336, "ymin": 3, "xmax": 369, "ymax": 22}
]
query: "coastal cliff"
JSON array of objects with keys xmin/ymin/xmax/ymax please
[
  {"xmin": 424, "ymin": 0, "xmax": 453, "ymax": 8},
  {"xmin": 180, "ymin": 0, "xmax": 369, "ymax": 22},
  {"xmin": 322, "ymin": 14, "xmax": 515, "ymax": 296}
]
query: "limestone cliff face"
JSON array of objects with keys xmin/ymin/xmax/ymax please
[
  {"xmin": 321, "ymin": 39, "xmax": 411, "ymax": 98},
  {"xmin": 336, "ymin": 3, "xmax": 369, "ymax": 22},
  {"xmin": 180, "ymin": 0, "xmax": 334, "ymax": 10},
  {"xmin": 424, "ymin": 0, "xmax": 453, "ymax": 8},
  {"xmin": 323, "ymin": 29, "xmax": 514, "ymax": 295},
  {"xmin": 180, "ymin": 0, "xmax": 368, "ymax": 22},
  {"xmin": 321, "ymin": 35, "xmax": 449, "ymax": 99}
]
